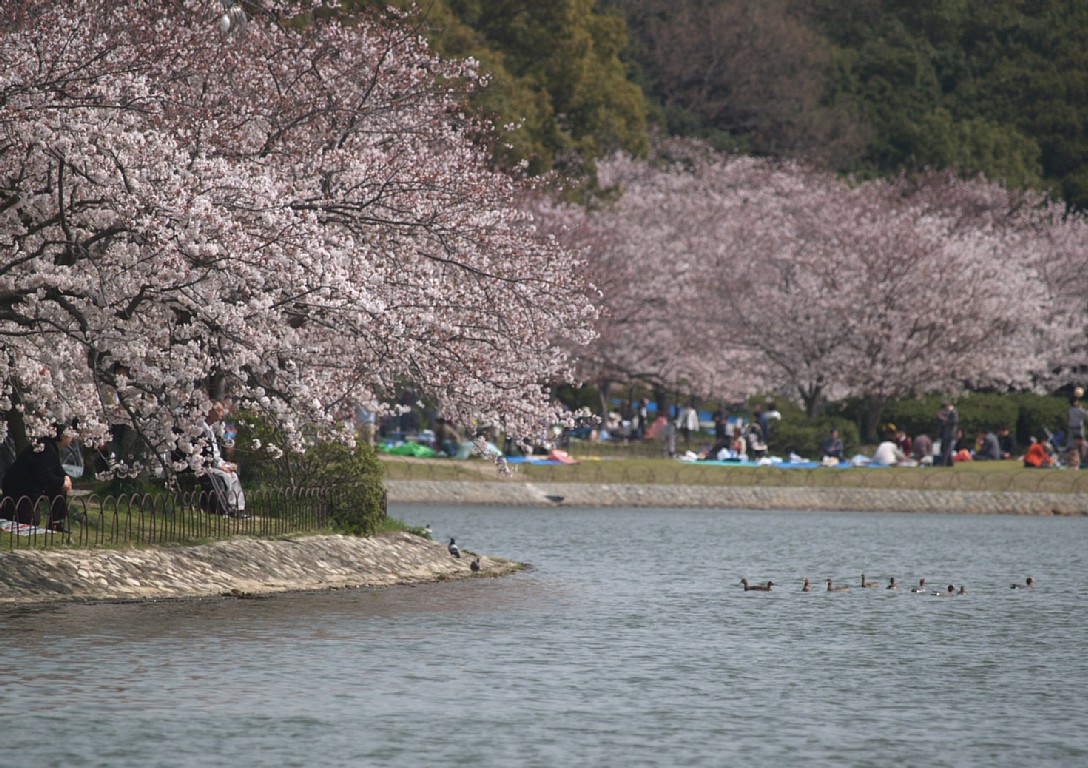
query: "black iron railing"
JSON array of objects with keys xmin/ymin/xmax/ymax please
[{"xmin": 0, "ymin": 486, "xmax": 338, "ymax": 550}]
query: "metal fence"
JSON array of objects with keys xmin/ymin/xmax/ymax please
[{"xmin": 1, "ymin": 486, "xmax": 338, "ymax": 550}]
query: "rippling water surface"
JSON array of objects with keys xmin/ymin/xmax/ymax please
[{"xmin": 2, "ymin": 505, "xmax": 1086, "ymax": 767}]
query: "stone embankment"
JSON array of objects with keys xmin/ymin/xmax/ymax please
[
  {"xmin": 5, "ymin": 479, "xmax": 1084, "ymax": 606},
  {"xmin": 0, "ymin": 532, "xmax": 517, "ymax": 605},
  {"xmin": 385, "ymin": 479, "xmax": 1088, "ymax": 516}
]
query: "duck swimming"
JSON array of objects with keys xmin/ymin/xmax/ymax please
[
  {"xmin": 932, "ymin": 584, "xmax": 957, "ymax": 596},
  {"xmin": 910, "ymin": 578, "xmax": 927, "ymax": 593},
  {"xmin": 1010, "ymin": 577, "xmax": 1034, "ymax": 590},
  {"xmin": 741, "ymin": 578, "xmax": 774, "ymax": 592},
  {"xmin": 826, "ymin": 579, "xmax": 849, "ymax": 592},
  {"xmin": 801, "ymin": 578, "xmax": 812, "ymax": 592},
  {"xmin": 886, "ymin": 577, "xmax": 898, "ymax": 590},
  {"xmin": 861, "ymin": 574, "xmax": 878, "ymax": 588}
]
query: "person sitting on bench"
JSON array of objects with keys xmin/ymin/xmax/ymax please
[{"xmin": 201, "ymin": 402, "xmax": 247, "ymax": 518}]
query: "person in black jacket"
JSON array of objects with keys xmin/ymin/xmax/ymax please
[{"xmin": 1, "ymin": 423, "xmax": 73, "ymax": 532}]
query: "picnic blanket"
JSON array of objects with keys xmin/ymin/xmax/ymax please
[{"xmin": 0, "ymin": 519, "xmax": 53, "ymax": 536}]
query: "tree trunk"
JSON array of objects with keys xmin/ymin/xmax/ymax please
[
  {"xmin": 597, "ymin": 379, "xmax": 612, "ymax": 420},
  {"xmin": 864, "ymin": 397, "xmax": 886, "ymax": 443}
]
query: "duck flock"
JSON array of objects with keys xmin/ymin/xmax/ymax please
[{"xmin": 741, "ymin": 575, "xmax": 1036, "ymax": 595}]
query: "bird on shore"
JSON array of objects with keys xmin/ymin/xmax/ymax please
[
  {"xmin": 422, "ymin": 523, "xmax": 433, "ymax": 537},
  {"xmin": 801, "ymin": 578, "xmax": 812, "ymax": 592},
  {"xmin": 826, "ymin": 579, "xmax": 849, "ymax": 592},
  {"xmin": 741, "ymin": 578, "xmax": 774, "ymax": 592},
  {"xmin": 1010, "ymin": 577, "xmax": 1034, "ymax": 590},
  {"xmin": 911, "ymin": 578, "xmax": 927, "ymax": 593},
  {"xmin": 886, "ymin": 577, "xmax": 898, "ymax": 590},
  {"xmin": 470, "ymin": 557, "xmax": 481, "ymax": 573},
  {"xmin": 861, "ymin": 574, "xmax": 878, "ymax": 588},
  {"xmin": 448, "ymin": 538, "xmax": 461, "ymax": 558}
]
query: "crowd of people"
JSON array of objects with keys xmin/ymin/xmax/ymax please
[{"xmin": 820, "ymin": 397, "xmax": 1088, "ymax": 469}]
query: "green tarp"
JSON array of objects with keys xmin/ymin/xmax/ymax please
[{"xmin": 381, "ymin": 441, "xmax": 440, "ymax": 458}]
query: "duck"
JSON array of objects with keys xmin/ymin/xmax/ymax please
[
  {"xmin": 448, "ymin": 538, "xmax": 461, "ymax": 558},
  {"xmin": 801, "ymin": 577, "xmax": 812, "ymax": 592},
  {"xmin": 741, "ymin": 578, "xmax": 774, "ymax": 592},
  {"xmin": 910, "ymin": 578, "xmax": 927, "ymax": 593},
  {"xmin": 886, "ymin": 577, "xmax": 898, "ymax": 590},
  {"xmin": 422, "ymin": 523, "xmax": 433, "ymax": 537},
  {"xmin": 470, "ymin": 557, "xmax": 480, "ymax": 573},
  {"xmin": 1010, "ymin": 577, "xmax": 1034, "ymax": 590},
  {"xmin": 861, "ymin": 574, "xmax": 879, "ymax": 588},
  {"xmin": 826, "ymin": 579, "xmax": 849, "ymax": 592},
  {"xmin": 957, "ymin": 585, "xmax": 968, "ymax": 595},
  {"xmin": 932, "ymin": 584, "xmax": 957, "ymax": 596}
]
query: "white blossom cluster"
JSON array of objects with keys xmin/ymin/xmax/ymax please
[
  {"xmin": 536, "ymin": 140, "xmax": 1088, "ymax": 413},
  {"xmin": 0, "ymin": 0, "xmax": 595, "ymax": 472}
]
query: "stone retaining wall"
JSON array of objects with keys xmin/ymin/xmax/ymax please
[
  {"xmin": 0, "ymin": 532, "xmax": 517, "ymax": 605},
  {"xmin": 386, "ymin": 479, "xmax": 1088, "ymax": 516}
]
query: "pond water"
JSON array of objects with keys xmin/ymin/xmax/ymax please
[{"xmin": 2, "ymin": 505, "xmax": 1086, "ymax": 767}]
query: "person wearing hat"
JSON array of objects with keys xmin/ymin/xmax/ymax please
[{"xmin": 0, "ymin": 423, "xmax": 73, "ymax": 532}]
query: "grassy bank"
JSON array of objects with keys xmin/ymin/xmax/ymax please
[{"xmin": 380, "ymin": 456, "xmax": 1088, "ymax": 495}]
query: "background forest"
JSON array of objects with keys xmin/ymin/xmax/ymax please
[{"xmin": 370, "ymin": 0, "xmax": 1088, "ymax": 209}]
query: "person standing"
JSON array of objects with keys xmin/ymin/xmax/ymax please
[
  {"xmin": 937, "ymin": 402, "xmax": 958, "ymax": 467},
  {"xmin": 678, "ymin": 404, "xmax": 700, "ymax": 449},
  {"xmin": 634, "ymin": 398, "xmax": 650, "ymax": 440},
  {"xmin": 1068, "ymin": 396, "xmax": 1087, "ymax": 448}
]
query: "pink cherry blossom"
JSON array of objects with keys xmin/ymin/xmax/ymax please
[{"xmin": 1, "ymin": 0, "xmax": 596, "ymax": 472}]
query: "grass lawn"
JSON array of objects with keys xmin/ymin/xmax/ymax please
[{"xmin": 380, "ymin": 454, "xmax": 1088, "ymax": 495}]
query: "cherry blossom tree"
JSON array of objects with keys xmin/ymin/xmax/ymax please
[
  {"xmin": 0, "ymin": 0, "xmax": 595, "ymax": 472},
  {"xmin": 536, "ymin": 141, "xmax": 1088, "ymax": 432}
]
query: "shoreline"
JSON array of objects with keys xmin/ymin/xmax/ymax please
[
  {"xmin": 385, "ymin": 479, "xmax": 1088, "ymax": 515},
  {"xmin": 0, "ymin": 531, "xmax": 520, "ymax": 606},
  {"xmin": 5, "ymin": 479, "xmax": 1086, "ymax": 606}
]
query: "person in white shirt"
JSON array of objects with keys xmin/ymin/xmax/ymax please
[
  {"xmin": 203, "ymin": 402, "xmax": 246, "ymax": 516},
  {"xmin": 677, "ymin": 405, "xmax": 700, "ymax": 449},
  {"xmin": 872, "ymin": 440, "xmax": 905, "ymax": 466}
]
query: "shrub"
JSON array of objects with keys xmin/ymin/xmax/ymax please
[
  {"xmin": 232, "ymin": 411, "xmax": 386, "ymax": 535},
  {"xmin": 768, "ymin": 415, "xmax": 860, "ymax": 458}
]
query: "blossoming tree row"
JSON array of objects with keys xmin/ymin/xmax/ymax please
[
  {"xmin": 537, "ymin": 141, "xmax": 1088, "ymax": 429},
  {"xmin": 1, "ymin": 0, "xmax": 595, "ymax": 472}
]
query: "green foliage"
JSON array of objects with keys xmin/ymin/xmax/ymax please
[
  {"xmin": 233, "ymin": 412, "xmax": 386, "ymax": 536},
  {"xmin": 345, "ymin": 0, "xmax": 649, "ymax": 175},
  {"xmin": 767, "ymin": 414, "xmax": 860, "ymax": 458},
  {"xmin": 879, "ymin": 394, "xmax": 945, "ymax": 440},
  {"xmin": 304, "ymin": 441, "xmax": 388, "ymax": 536},
  {"xmin": 744, "ymin": 395, "xmax": 857, "ymax": 457},
  {"xmin": 812, "ymin": 0, "xmax": 1085, "ymax": 204}
]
